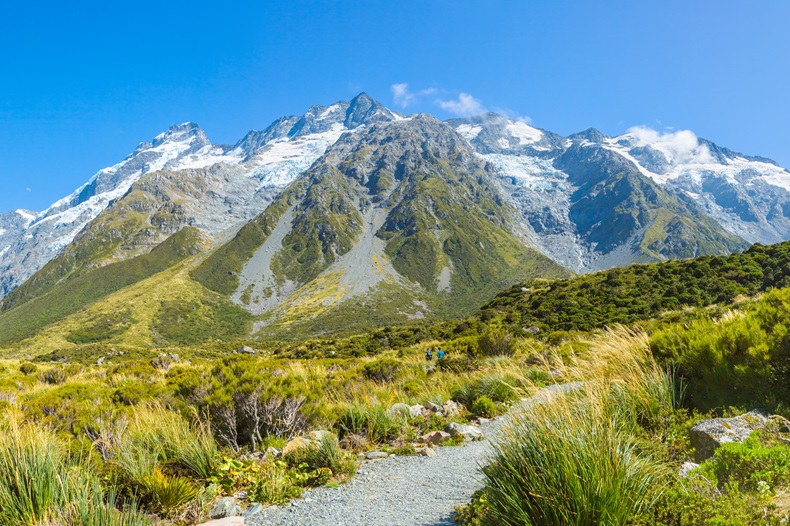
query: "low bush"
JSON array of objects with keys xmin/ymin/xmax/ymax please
[{"xmin": 471, "ymin": 396, "xmax": 498, "ymax": 418}]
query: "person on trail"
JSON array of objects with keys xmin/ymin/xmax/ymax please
[
  {"xmin": 437, "ymin": 348, "xmax": 445, "ymax": 360},
  {"xmin": 425, "ymin": 349, "xmax": 433, "ymax": 361}
]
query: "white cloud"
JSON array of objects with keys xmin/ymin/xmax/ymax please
[
  {"xmin": 436, "ymin": 93, "xmax": 486, "ymax": 117},
  {"xmin": 493, "ymin": 106, "xmax": 532, "ymax": 124},
  {"xmin": 25, "ymin": 188, "xmax": 31, "ymax": 192},
  {"xmin": 625, "ymin": 126, "xmax": 714, "ymax": 165},
  {"xmin": 390, "ymin": 83, "xmax": 436, "ymax": 109}
]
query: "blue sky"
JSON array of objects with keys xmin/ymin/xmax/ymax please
[{"xmin": 1, "ymin": 0, "xmax": 788, "ymax": 213}]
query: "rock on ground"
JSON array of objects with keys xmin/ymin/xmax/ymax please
[{"xmin": 690, "ymin": 410, "xmax": 768, "ymax": 462}]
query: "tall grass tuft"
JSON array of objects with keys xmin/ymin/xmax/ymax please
[
  {"xmin": 481, "ymin": 327, "xmax": 673, "ymax": 526},
  {"xmin": 0, "ymin": 419, "xmax": 147, "ymax": 526}
]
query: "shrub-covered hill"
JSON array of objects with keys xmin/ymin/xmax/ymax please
[{"xmin": 480, "ymin": 240, "xmax": 790, "ymax": 335}]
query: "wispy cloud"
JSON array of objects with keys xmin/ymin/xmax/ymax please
[
  {"xmin": 493, "ymin": 106, "xmax": 532, "ymax": 124},
  {"xmin": 390, "ymin": 83, "xmax": 436, "ymax": 108},
  {"xmin": 626, "ymin": 126, "xmax": 714, "ymax": 165},
  {"xmin": 435, "ymin": 92, "xmax": 486, "ymax": 117}
]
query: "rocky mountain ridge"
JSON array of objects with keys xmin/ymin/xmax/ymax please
[{"xmin": 1, "ymin": 93, "xmax": 789, "ymax": 341}]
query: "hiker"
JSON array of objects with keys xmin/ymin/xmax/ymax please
[
  {"xmin": 437, "ymin": 348, "xmax": 445, "ymax": 360},
  {"xmin": 425, "ymin": 348, "xmax": 433, "ymax": 361}
]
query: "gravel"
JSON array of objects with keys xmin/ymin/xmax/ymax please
[{"xmin": 248, "ymin": 419, "xmax": 502, "ymax": 526}]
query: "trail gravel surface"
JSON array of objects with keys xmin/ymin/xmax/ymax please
[{"xmin": 249, "ymin": 419, "xmax": 502, "ymax": 526}]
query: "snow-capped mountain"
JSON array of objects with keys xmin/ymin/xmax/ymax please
[
  {"xmin": 0, "ymin": 93, "xmax": 397, "ymax": 298},
  {"xmin": 2, "ymin": 92, "xmax": 789, "ymax": 305},
  {"xmin": 449, "ymin": 115, "xmax": 789, "ymax": 272}
]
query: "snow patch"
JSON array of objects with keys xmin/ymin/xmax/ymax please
[
  {"xmin": 505, "ymin": 121, "xmax": 543, "ymax": 145},
  {"xmin": 455, "ymin": 124, "xmax": 482, "ymax": 141}
]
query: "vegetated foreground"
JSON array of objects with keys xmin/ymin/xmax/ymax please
[{"xmin": 1, "ymin": 242, "xmax": 789, "ymax": 524}]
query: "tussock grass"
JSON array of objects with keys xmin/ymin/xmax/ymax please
[
  {"xmin": 0, "ymin": 418, "xmax": 147, "ymax": 526},
  {"xmin": 481, "ymin": 327, "xmax": 674, "ymax": 526}
]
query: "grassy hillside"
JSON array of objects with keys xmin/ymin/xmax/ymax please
[
  {"xmin": 481, "ymin": 240, "xmax": 790, "ymax": 335},
  {"xmin": 0, "ymin": 228, "xmax": 209, "ymax": 347}
]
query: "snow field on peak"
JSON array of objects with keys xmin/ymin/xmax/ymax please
[
  {"xmin": 505, "ymin": 121, "xmax": 543, "ymax": 145},
  {"xmin": 455, "ymin": 124, "xmax": 483, "ymax": 141}
]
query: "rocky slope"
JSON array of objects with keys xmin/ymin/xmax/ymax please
[{"xmin": 193, "ymin": 114, "xmax": 569, "ymax": 336}]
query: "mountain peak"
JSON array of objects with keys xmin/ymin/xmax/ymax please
[
  {"xmin": 152, "ymin": 122, "xmax": 210, "ymax": 148},
  {"xmin": 345, "ymin": 92, "xmax": 397, "ymax": 128},
  {"xmin": 569, "ymin": 128, "xmax": 607, "ymax": 143}
]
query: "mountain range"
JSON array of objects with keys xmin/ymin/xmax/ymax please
[{"xmin": 1, "ymin": 93, "xmax": 788, "ymax": 349}]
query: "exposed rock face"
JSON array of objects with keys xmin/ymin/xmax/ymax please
[{"xmin": 689, "ymin": 410, "xmax": 768, "ymax": 462}]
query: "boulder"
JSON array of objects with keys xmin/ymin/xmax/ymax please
[
  {"xmin": 282, "ymin": 437, "xmax": 312, "ymax": 457},
  {"xmin": 387, "ymin": 403, "xmax": 412, "ymax": 419},
  {"xmin": 409, "ymin": 404, "xmax": 426, "ymax": 418},
  {"xmin": 365, "ymin": 451, "xmax": 389, "ymax": 460},
  {"xmin": 266, "ymin": 446, "xmax": 282, "ymax": 458},
  {"xmin": 689, "ymin": 410, "xmax": 768, "ymax": 462},
  {"xmin": 679, "ymin": 462, "xmax": 700, "ymax": 479},
  {"xmin": 236, "ymin": 345, "xmax": 257, "ymax": 355},
  {"xmin": 209, "ymin": 497, "xmax": 240, "ymax": 519},
  {"xmin": 443, "ymin": 400, "xmax": 460, "ymax": 416},
  {"xmin": 444, "ymin": 422, "xmax": 484, "ymax": 441}
]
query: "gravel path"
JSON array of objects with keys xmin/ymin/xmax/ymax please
[{"xmin": 249, "ymin": 419, "xmax": 502, "ymax": 526}]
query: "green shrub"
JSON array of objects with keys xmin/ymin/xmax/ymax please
[
  {"xmin": 477, "ymin": 329, "xmax": 516, "ymax": 357},
  {"xmin": 140, "ymin": 472, "xmax": 198, "ymax": 514},
  {"xmin": 19, "ymin": 362, "xmax": 37, "ymax": 376},
  {"xmin": 471, "ymin": 396, "xmax": 498, "ymax": 418},
  {"xmin": 361, "ymin": 358, "xmax": 402, "ymax": 383},
  {"xmin": 285, "ymin": 433, "xmax": 356, "ymax": 477}
]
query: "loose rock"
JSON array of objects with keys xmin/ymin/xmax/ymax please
[
  {"xmin": 417, "ymin": 447, "xmax": 436, "ymax": 457},
  {"xmin": 199, "ymin": 518, "xmax": 244, "ymax": 526},
  {"xmin": 679, "ymin": 462, "xmax": 700, "ymax": 478},
  {"xmin": 209, "ymin": 497, "xmax": 241, "ymax": 519},
  {"xmin": 409, "ymin": 404, "xmax": 426, "ymax": 418},
  {"xmin": 445, "ymin": 422, "xmax": 484, "ymax": 441},
  {"xmin": 689, "ymin": 410, "xmax": 768, "ymax": 462},
  {"xmin": 421, "ymin": 430, "xmax": 451, "ymax": 445},
  {"xmin": 243, "ymin": 504, "xmax": 264, "ymax": 518},
  {"xmin": 365, "ymin": 451, "xmax": 389, "ymax": 460},
  {"xmin": 443, "ymin": 400, "xmax": 460, "ymax": 416}
]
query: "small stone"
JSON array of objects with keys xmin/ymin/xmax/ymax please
[
  {"xmin": 266, "ymin": 446, "xmax": 282, "ymax": 458},
  {"xmin": 418, "ymin": 447, "xmax": 436, "ymax": 457},
  {"xmin": 409, "ymin": 404, "xmax": 426, "ymax": 418},
  {"xmin": 445, "ymin": 422, "xmax": 484, "ymax": 441},
  {"xmin": 679, "ymin": 462, "xmax": 700, "ymax": 478},
  {"xmin": 236, "ymin": 345, "xmax": 257, "ymax": 355},
  {"xmin": 242, "ymin": 503, "xmax": 263, "ymax": 518},
  {"xmin": 234, "ymin": 491, "xmax": 247, "ymax": 500},
  {"xmin": 443, "ymin": 400, "xmax": 460, "ymax": 416},
  {"xmin": 477, "ymin": 418, "xmax": 491, "ymax": 425},
  {"xmin": 425, "ymin": 401, "xmax": 442, "ymax": 412},
  {"xmin": 421, "ymin": 431, "xmax": 451, "ymax": 445},
  {"xmin": 387, "ymin": 403, "xmax": 412, "ymax": 418},
  {"xmin": 209, "ymin": 497, "xmax": 240, "ymax": 519},
  {"xmin": 365, "ymin": 451, "xmax": 389, "ymax": 460}
]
